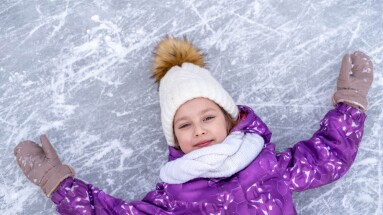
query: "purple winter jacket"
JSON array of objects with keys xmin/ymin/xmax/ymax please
[{"xmin": 51, "ymin": 104, "xmax": 366, "ymax": 215}]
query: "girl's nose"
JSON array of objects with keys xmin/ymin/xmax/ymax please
[{"xmin": 194, "ymin": 125, "xmax": 206, "ymax": 137}]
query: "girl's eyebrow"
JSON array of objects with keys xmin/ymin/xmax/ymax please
[
  {"xmin": 174, "ymin": 108, "xmax": 216, "ymax": 124},
  {"xmin": 200, "ymin": 107, "xmax": 216, "ymax": 114}
]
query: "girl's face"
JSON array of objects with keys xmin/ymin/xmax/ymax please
[{"xmin": 173, "ymin": 97, "xmax": 229, "ymax": 154}]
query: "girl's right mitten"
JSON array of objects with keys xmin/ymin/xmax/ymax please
[{"xmin": 14, "ymin": 135, "xmax": 75, "ymax": 197}]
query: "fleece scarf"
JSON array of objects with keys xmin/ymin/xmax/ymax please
[{"xmin": 160, "ymin": 131, "xmax": 265, "ymax": 184}]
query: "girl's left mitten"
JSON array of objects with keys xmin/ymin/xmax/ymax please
[
  {"xmin": 14, "ymin": 135, "xmax": 75, "ymax": 197},
  {"xmin": 333, "ymin": 51, "xmax": 374, "ymax": 111}
]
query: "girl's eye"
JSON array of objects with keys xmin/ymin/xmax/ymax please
[
  {"xmin": 179, "ymin": 124, "xmax": 190, "ymax": 129},
  {"xmin": 204, "ymin": 116, "xmax": 215, "ymax": 121}
]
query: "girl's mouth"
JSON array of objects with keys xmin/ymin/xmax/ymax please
[{"xmin": 195, "ymin": 140, "xmax": 213, "ymax": 148}]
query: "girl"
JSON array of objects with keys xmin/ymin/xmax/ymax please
[{"xmin": 14, "ymin": 37, "xmax": 373, "ymax": 214}]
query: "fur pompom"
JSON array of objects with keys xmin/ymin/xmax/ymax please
[{"xmin": 152, "ymin": 36, "xmax": 205, "ymax": 85}]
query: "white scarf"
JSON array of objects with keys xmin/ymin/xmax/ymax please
[{"xmin": 160, "ymin": 131, "xmax": 265, "ymax": 184}]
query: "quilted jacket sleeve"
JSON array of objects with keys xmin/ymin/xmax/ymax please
[
  {"xmin": 279, "ymin": 103, "xmax": 366, "ymax": 192},
  {"xmin": 51, "ymin": 177, "xmax": 169, "ymax": 215}
]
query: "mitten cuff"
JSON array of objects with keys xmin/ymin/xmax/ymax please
[
  {"xmin": 332, "ymin": 90, "xmax": 368, "ymax": 111},
  {"xmin": 41, "ymin": 164, "xmax": 75, "ymax": 197}
]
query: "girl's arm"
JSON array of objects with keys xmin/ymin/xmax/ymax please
[
  {"xmin": 280, "ymin": 103, "xmax": 366, "ymax": 192},
  {"xmin": 13, "ymin": 136, "xmax": 169, "ymax": 214},
  {"xmin": 51, "ymin": 177, "xmax": 170, "ymax": 215},
  {"xmin": 281, "ymin": 51, "xmax": 373, "ymax": 192}
]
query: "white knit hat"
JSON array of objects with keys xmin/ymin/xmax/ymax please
[{"xmin": 159, "ymin": 62, "xmax": 239, "ymax": 147}]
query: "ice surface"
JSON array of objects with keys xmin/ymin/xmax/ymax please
[{"xmin": 1, "ymin": 0, "xmax": 382, "ymax": 214}]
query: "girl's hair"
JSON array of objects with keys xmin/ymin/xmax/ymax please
[
  {"xmin": 172, "ymin": 106, "xmax": 239, "ymax": 149},
  {"xmin": 221, "ymin": 106, "xmax": 238, "ymax": 133}
]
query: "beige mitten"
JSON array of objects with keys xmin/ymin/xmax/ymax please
[
  {"xmin": 333, "ymin": 51, "xmax": 374, "ymax": 111},
  {"xmin": 14, "ymin": 135, "xmax": 75, "ymax": 197}
]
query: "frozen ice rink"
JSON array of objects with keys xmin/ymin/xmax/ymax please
[{"xmin": 1, "ymin": 0, "xmax": 382, "ymax": 214}]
